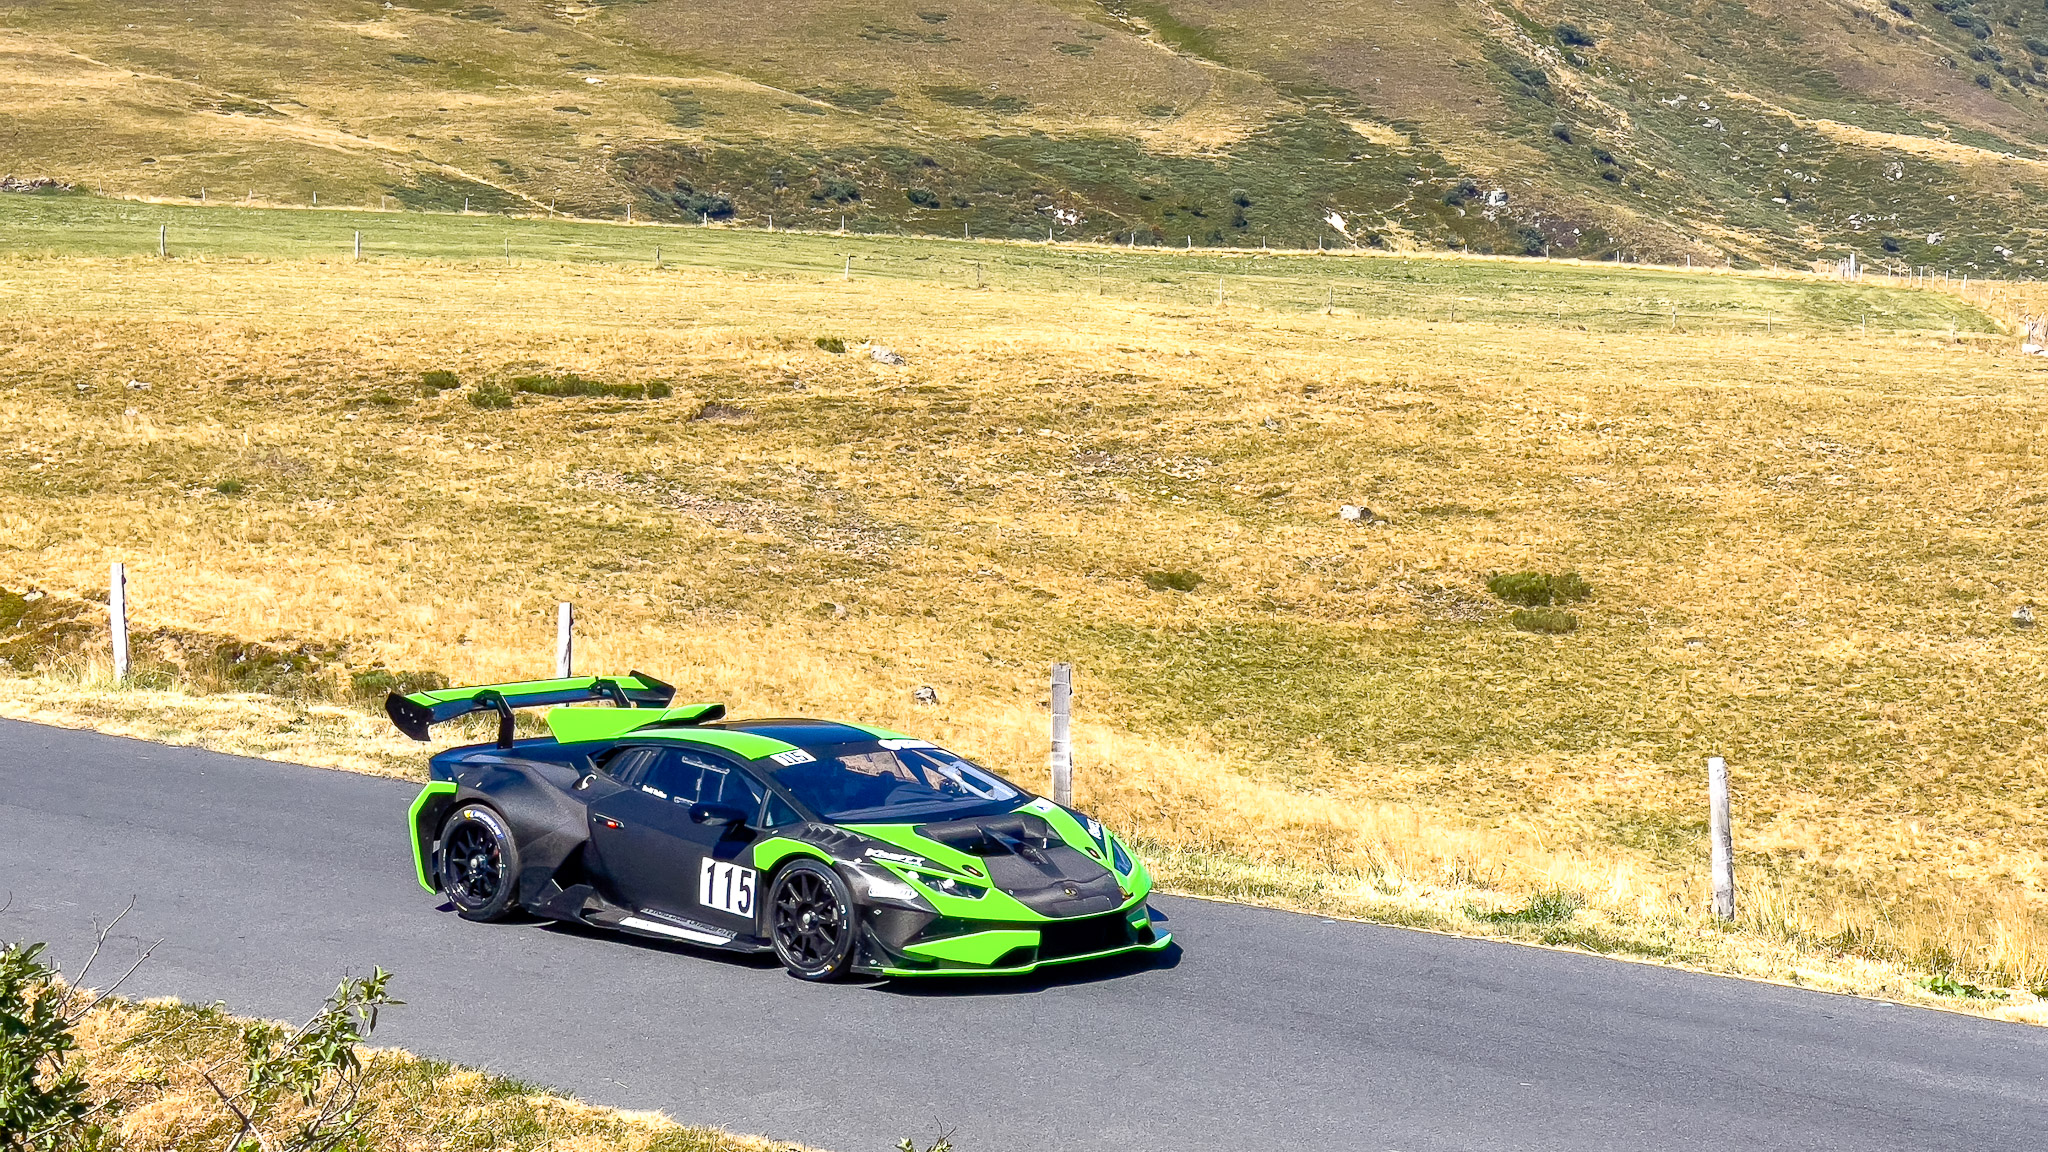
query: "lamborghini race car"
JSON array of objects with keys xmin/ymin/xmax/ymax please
[{"xmin": 389, "ymin": 673, "xmax": 1171, "ymax": 980}]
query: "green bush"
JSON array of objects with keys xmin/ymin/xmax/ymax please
[
  {"xmin": 508, "ymin": 372, "xmax": 642, "ymax": 399},
  {"xmin": 213, "ymin": 478, "xmax": 246, "ymax": 496},
  {"xmin": 1487, "ymin": 570, "xmax": 1592, "ymax": 606},
  {"xmin": 468, "ymin": 384, "xmax": 513, "ymax": 409},
  {"xmin": 1473, "ymin": 889, "xmax": 1584, "ymax": 924},
  {"xmin": 1511, "ymin": 607, "xmax": 1579, "ymax": 634},
  {"xmin": 906, "ymin": 187, "xmax": 940, "ymax": 208},
  {"xmin": 815, "ymin": 336, "xmax": 847, "ymax": 353},
  {"xmin": 349, "ymin": 667, "xmax": 451, "ymax": 700},
  {"xmin": 368, "ymin": 391, "xmax": 405, "ymax": 408},
  {"xmin": 0, "ymin": 941, "xmax": 99, "ymax": 1151},
  {"xmin": 646, "ymin": 380, "xmax": 673, "ymax": 399},
  {"xmin": 418, "ymin": 369, "xmax": 461, "ymax": 392},
  {"xmin": 1142, "ymin": 569, "xmax": 1204, "ymax": 592},
  {"xmin": 1555, "ymin": 22, "xmax": 1595, "ymax": 46},
  {"xmin": 813, "ymin": 177, "xmax": 862, "ymax": 204}
]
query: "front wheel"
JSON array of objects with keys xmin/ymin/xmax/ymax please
[
  {"xmin": 438, "ymin": 803, "xmax": 521, "ymax": 922},
  {"xmin": 768, "ymin": 860, "xmax": 856, "ymax": 981}
]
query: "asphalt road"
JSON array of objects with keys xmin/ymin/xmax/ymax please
[{"xmin": 4, "ymin": 717, "xmax": 2046, "ymax": 1151}]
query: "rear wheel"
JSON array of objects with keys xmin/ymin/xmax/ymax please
[
  {"xmin": 438, "ymin": 804, "xmax": 521, "ymax": 922},
  {"xmin": 768, "ymin": 860, "xmax": 856, "ymax": 981}
]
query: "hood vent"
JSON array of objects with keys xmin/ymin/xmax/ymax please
[{"xmin": 917, "ymin": 813, "xmax": 1122, "ymax": 918}]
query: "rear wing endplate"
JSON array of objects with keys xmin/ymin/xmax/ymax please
[{"xmin": 385, "ymin": 671, "xmax": 677, "ymax": 747}]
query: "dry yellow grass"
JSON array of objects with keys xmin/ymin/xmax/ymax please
[
  {"xmin": 4, "ymin": 229, "xmax": 2048, "ymax": 1016},
  {"xmin": 64, "ymin": 992, "xmax": 805, "ymax": 1152}
]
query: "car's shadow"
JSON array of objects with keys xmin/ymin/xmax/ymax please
[
  {"xmin": 478, "ymin": 904, "xmax": 1183, "ymax": 989},
  {"xmin": 869, "ymin": 940, "xmax": 1183, "ymax": 997}
]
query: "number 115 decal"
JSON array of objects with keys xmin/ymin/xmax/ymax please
[{"xmin": 700, "ymin": 860, "xmax": 756, "ymax": 917}]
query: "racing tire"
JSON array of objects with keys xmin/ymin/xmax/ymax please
[
  {"xmin": 438, "ymin": 803, "xmax": 521, "ymax": 922},
  {"xmin": 768, "ymin": 859, "xmax": 856, "ymax": 981}
]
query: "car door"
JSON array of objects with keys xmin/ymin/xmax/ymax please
[{"xmin": 587, "ymin": 746, "xmax": 767, "ymax": 937}]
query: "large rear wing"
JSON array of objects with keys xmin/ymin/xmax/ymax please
[{"xmin": 385, "ymin": 672, "xmax": 681, "ymax": 747}]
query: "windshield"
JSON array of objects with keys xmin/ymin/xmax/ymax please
[{"xmin": 768, "ymin": 743, "xmax": 1024, "ymax": 823}]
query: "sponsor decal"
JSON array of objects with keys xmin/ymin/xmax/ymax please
[
  {"xmin": 877, "ymin": 738, "xmax": 937, "ymax": 751},
  {"xmin": 864, "ymin": 848, "xmax": 928, "ymax": 866},
  {"xmin": 768, "ymin": 748, "xmax": 816, "ymax": 767}
]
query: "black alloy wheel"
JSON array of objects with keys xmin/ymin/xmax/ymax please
[
  {"xmin": 769, "ymin": 859, "xmax": 856, "ymax": 980},
  {"xmin": 438, "ymin": 803, "xmax": 521, "ymax": 922}
]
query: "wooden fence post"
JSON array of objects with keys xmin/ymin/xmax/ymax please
[
  {"xmin": 555, "ymin": 602, "xmax": 574, "ymax": 679},
  {"xmin": 1049, "ymin": 662, "xmax": 1073, "ymax": 806},
  {"xmin": 1709, "ymin": 755, "xmax": 1735, "ymax": 920},
  {"xmin": 109, "ymin": 562, "xmax": 130, "ymax": 681}
]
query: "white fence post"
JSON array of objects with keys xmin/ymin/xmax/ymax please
[
  {"xmin": 1709, "ymin": 756, "xmax": 1735, "ymax": 920},
  {"xmin": 1049, "ymin": 662, "xmax": 1073, "ymax": 806},
  {"xmin": 555, "ymin": 602, "xmax": 574, "ymax": 679},
  {"xmin": 109, "ymin": 562, "xmax": 130, "ymax": 680}
]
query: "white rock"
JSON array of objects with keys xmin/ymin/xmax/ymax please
[{"xmin": 868, "ymin": 346, "xmax": 907, "ymax": 366}]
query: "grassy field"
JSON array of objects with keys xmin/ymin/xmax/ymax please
[
  {"xmin": 8, "ymin": 0, "xmax": 2048, "ymax": 265},
  {"xmin": 4, "ymin": 193, "xmax": 2048, "ymax": 1017}
]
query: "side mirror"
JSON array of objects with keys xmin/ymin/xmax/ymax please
[{"xmin": 690, "ymin": 802, "xmax": 750, "ymax": 827}]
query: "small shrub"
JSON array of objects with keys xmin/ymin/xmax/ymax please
[
  {"xmin": 1888, "ymin": 0, "xmax": 1913, "ymax": 16},
  {"xmin": 509, "ymin": 372, "xmax": 642, "ymax": 399},
  {"xmin": 1923, "ymin": 974, "xmax": 2005, "ymax": 999},
  {"xmin": 1142, "ymin": 569, "xmax": 1204, "ymax": 592},
  {"xmin": 368, "ymin": 391, "xmax": 404, "ymax": 408},
  {"xmin": 1881, "ymin": 235, "xmax": 1902, "ymax": 253},
  {"xmin": 1507, "ymin": 64, "xmax": 1550, "ymax": 95},
  {"xmin": 813, "ymin": 177, "xmax": 861, "ymax": 204},
  {"xmin": 646, "ymin": 380, "xmax": 672, "ymax": 399},
  {"xmin": 1474, "ymin": 889, "xmax": 1584, "ymax": 924},
  {"xmin": 906, "ymin": 187, "xmax": 940, "ymax": 208},
  {"xmin": 0, "ymin": 941, "xmax": 98, "ymax": 1150},
  {"xmin": 1975, "ymin": 71, "xmax": 1994, "ymax": 88},
  {"xmin": 213, "ymin": 478, "xmax": 246, "ymax": 496},
  {"xmin": 1441, "ymin": 179, "xmax": 1481, "ymax": 207},
  {"xmin": 815, "ymin": 335, "xmax": 847, "ymax": 353},
  {"xmin": 468, "ymin": 384, "xmax": 513, "ymax": 409},
  {"xmin": 1555, "ymin": 22, "xmax": 1595, "ymax": 47},
  {"xmin": 418, "ymin": 369, "xmax": 461, "ymax": 391},
  {"xmin": 1230, "ymin": 188, "xmax": 1252, "ymax": 207},
  {"xmin": 1549, "ymin": 121, "xmax": 1573, "ymax": 143},
  {"xmin": 1590, "ymin": 146, "xmax": 1616, "ymax": 164},
  {"xmin": 2027, "ymin": 36, "xmax": 2048, "ymax": 56},
  {"xmin": 1487, "ymin": 570, "xmax": 1592, "ymax": 606},
  {"xmin": 1511, "ymin": 607, "xmax": 1579, "ymax": 634},
  {"xmin": 350, "ymin": 667, "xmax": 451, "ymax": 700}
]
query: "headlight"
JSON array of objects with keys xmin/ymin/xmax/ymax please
[
  {"xmin": 1111, "ymin": 838, "xmax": 1134, "ymax": 876},
  {"xmin": 909, "ymin": 869, "xmax": 988, "ymax": 899},
  {"xmin": 847, "ymin": 864, "xmax": 926, "ymax": 906}
]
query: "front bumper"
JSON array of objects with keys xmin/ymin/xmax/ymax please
[{"xmin": 855, "ymin": 903, "xmax": 1173, "ymax": 977}]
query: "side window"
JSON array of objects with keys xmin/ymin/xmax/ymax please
[
  {"xmin": 705, "ymin": 763, "xmax": 767, "ymax": 812},
  {"xmin": 600, "ymin": 747, "xmax": 659, "ymax": 788},
  {"xmin": 763, "ymin": 793, "xmax": 802, "ymax": 828},
  {"xmin": 646, "ymin": 749, "xmax": 766, "ymax": 813}
]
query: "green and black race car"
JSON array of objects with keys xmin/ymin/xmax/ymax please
[{"xmin": 390, "ymin": 673, "xmax": 1171, "ymax": 980}]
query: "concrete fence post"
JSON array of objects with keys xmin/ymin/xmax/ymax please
[
  {"xmin": 109, "ymin": 562, "xmax": 130, "ymax": 681},
  {"xmin": 1709, "ymin": 756, "xmax": 1735, "ymax": 921},
  {"xmin": 1049, "ymin": 662, "xmax": 1074, "ymax": 806},
  {"xmin": 555, "ymin": 602, "xmax": 574, "ymax": 679},
  {"xmin": 158, "ymin": 225, "xmax": 166, "ymax": 258}
]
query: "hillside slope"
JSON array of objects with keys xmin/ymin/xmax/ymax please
[{"xmin": 4, "ymin": 0, "xmax": 2048, "ymax": 265}]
